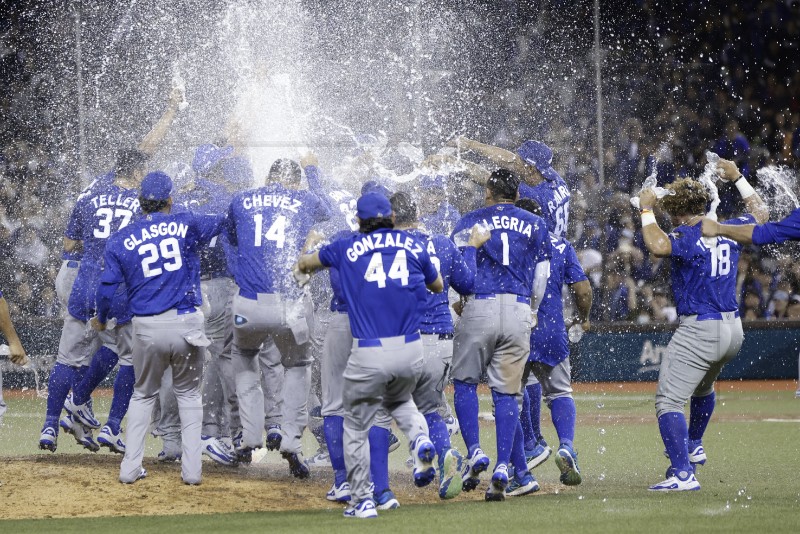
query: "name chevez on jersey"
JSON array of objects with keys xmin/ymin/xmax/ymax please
[
  {"xmin": 345, "ymin": 232, "xmax": 424, "ymax": 262},
  {"xmin": 123, "ymin": 221, "xmax": 189, "ymax": 250},
  {"xmin": 241, "ymin": 193, "xmax": 302, "ymax": 213}
]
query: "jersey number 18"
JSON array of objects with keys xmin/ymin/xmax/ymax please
[{"xmin": 709, "ymin": 242, "xmax": 731, "ymax": 277}]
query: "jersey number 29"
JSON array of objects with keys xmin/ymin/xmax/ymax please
[
  {"xmin": 140, "ymin": 237, "xmax": 183, "ymax": 278},
  {"xmin": 364, "ymin": 250, "xmax": 409, "ymax": 288}
]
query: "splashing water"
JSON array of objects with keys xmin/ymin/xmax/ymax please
[
  {"xmin": 756, "ymin": 165, "xmax": 799, "ymax": 219},
  {"xmin": 698, "ymin": 150, "xmax": 721, "ymax": 221}
]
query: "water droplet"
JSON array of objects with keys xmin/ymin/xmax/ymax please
[
  {"xmin": 578, "ymin": 495, "xmax": 584, "ymax": 500},
  {"xmin": 599, "ymin": 428, "xmax": 606, "ymax": 435},
  {"xmin": 597, "ymin": 446, "xmax": 606, "ymax": 454},
  {"xmin": 602, "ymin": 498, "xmax": 607, "ymax": 502},
  {"xmin": 598, "ymin": 473, "xmax": 606, "ymax": 481},
  {"xmin": 596, "ymin": 403, "xmax": 605, "ymax": 409}
]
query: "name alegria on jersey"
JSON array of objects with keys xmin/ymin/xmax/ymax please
[
  {"xmin": 123, "ymin": 221, "xmax": 189, "ymax": 250},
  {"xmin": 241, "ymin": 193, "xmax": 302, "ymax": 213},
  {"xmin": 90, "ymin": 194, "xmax": 140, "ymax": 211},
  {"xmin": 345, "ymin": 232, "xmax": 424, "ymax": 262},
  {"xmin": 480, "ymin": 215, "xmax": 536, "ymax": 237},
  {"xmin": 546, "ymin": 185, "xmax": 570, "ymax": 214}
]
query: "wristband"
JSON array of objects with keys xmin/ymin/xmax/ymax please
[
  {"xmin": 641, "ymin": 210, "xmax": 657, "ymax": 227},
  {"xmin": 735, "ymin": 177, "xmax": 755, "ymax": 199}
]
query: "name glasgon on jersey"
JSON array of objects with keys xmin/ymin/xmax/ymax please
[
  {"xmin": 668, "ymin": 215, "xmax": 755, "ymax": 316},
  {"xmin": 226, "ymin": 183, "xmax": 331, "ymax": 297},
  {"xmin": 451, "ymin": 204, "xmax": 550, "ymax": 297},
  {"xmin": 318, "ymin": 228, "xmax": 439, "ymax": 339},
  {"xmin": 531, "ymin": 234, "xmax": 587, "ymax": 366},
  {"xmin": 66, "ymin": 181, "xmax": 140, "ymax": 320},
  {"xmin": 99, "ymin": 211, "xmax": 224, "ymax": 318}
]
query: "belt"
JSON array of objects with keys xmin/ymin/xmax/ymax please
[
  {"xmin": 421, "ymin": 332, "xmax": 454, "ymax": 340},
  {"xmin": 695, "ymin": 310, "xmax": 740, "ymax": 321},
  {"xmin": 474, "ymin": 293, "xmax": 531, "ymax": 305},
  {"xmin": 66, "ymin": 260, "xmax": 80, "ymax": 268},
  {"xmin": 357, "ymin": 332, "xmax": 421, "ymax": 348},
  {"xmin": 239, "ymin": 288, "xmax": 269, "ymax": 300},
  {"xmin": 139, "ymin": 307, "xmax": 197, "ymax": 318}
]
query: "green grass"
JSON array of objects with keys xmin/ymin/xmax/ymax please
[{"xmin": 2, "ymin": 387, "xmax": 799, "ymax": 533}]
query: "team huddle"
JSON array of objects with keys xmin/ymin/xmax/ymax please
[{"xmin": 33, "ymin": 92, "xmax": 797, "ymax": 518}]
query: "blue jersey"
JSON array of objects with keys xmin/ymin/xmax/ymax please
[
  {"xmin": 451, "ymin": 204, "xmax": 550, "ymax": 298},
  {"xmin": 752, "ymin": 207, "xmax": 800, "ymax": 245},
  {"xmin": 96, "ymin": 211, "xmax": 225, "ymax": 321},
  {"xmin": 669, "ymin": 215, "xmax": 755, "ymax": 316},
  {"xmin": 318, "ymin": 229, "xmax": 439, "ymax": 339},
  {"xmin": 65, "ymin": 181, "xmax": 140, "ymax": 321},
  {"xmin": 407, "ymin": 229, "xmax": 476, "ymax": 335},
  {"xmin": 530, "ymin": 234, "xmax": 587, "ymax": 366},
  {"xmin": 175, "ymin": 180, "xmax": 234, "ymax": 279},
  {"xmin": 519, "ymin": 174, "xmax": 571, "ymax": 237},
  {"xmin": 226, "ymin": 183, "xmax": 330, "ymax": 297},
  {"xmin": 420, "ymin": 203, "xmax": 461, "ymax": 237}
]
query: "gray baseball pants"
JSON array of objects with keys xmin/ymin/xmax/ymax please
[
  {"xmin": 259, "ymin": 339, "xmax": 284, "ymax": 428},
  {"xmin": 343, "ymin": 334, "xmax": 429, "ymax": 503},
  {"xmin": 55, "ymin": 260, "xmax": 80, "ymax": 309},
  {"xmin": 415, "ymin": 334, "xmax": 453, "ymax": 415},
  {"xmin": 120, "ymin": 309, "xmax": 206, "ymax": 485},
  {"xmin": 200, "ymin": 277, "xmax": 236, "ymax": 437},
  {"xmin": 656, "ymin": 313, "xmax": 743, "ymax": 417},
  {"xmin": 523, "ymin": 358, "xmax": 573, "ymax": 405}
]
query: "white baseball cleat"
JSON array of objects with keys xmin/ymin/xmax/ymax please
[
  {"xmin": 201, "ymin": 435, "xmax": 237, "ymax": 466},
  {"xmin": 648, "ymin": 471, "xmax": 701, "ymax": 492},
  {"xmin": 98, "ymin": 425, "xmax": 126, "ymax": 454},
  {"xmin": 343, "ymin": 499, "xmax": 378, "ymax": 519},
  {"xmin": 326, "ymin": 481, "xmax": 352, "ymax": 502},
  {"xmin": 64, "ymin": 394, "xmax": 101, "ymax": 429}
]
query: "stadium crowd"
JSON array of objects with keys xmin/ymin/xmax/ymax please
[{"xmin": 1, "ymin": 0, "xmax": 800, "ymax": 323}]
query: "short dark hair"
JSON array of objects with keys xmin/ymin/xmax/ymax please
[
  {"xmin": 268, "ymin": 158, "xmax": 302, "ymax": 184},
  {"xmin": 390, "ymin": 192, "xmax": 418, "ymax": 225},
  {"xmin": 139, "ymin": 197, "xmax": 169, "ymax": 214},
  {"xmin": 358, "ymin": 217, "xmax": 394, "ymax": 234},
  {"xmin": 115, "ymin": 149, "xmax": 148, "ymax": 177},
  {"xmin": 515, "ymin": 197, "xmax": 542, "ymax": 217},
  {"xmin": 487, "ymin": 168, "xmax": 520, "ymax": 201}
]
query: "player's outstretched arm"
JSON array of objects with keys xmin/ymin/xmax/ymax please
[
  {"xmin": 716, "ymin": 158, "xmax": 769, "ymax": 224},
  {"xmin": 701, "ymin": 219, "xmax": 756, "ymax": 244},
  {"xmin": 639, "ymin": 188, "xmax": 672, "ymax": 257},
  {"xmin": 570, "ymin": 279, "xmax": 592, "ymax": 332},
  {"xmin": 452, "ymin": 137, "xmax": 528, "ymax": 177},
  {"xmin": 423, "ymin": 153, "xmax": 492, "ymax": 186},
  {"xmin": 0, "ymin": 295, "xmax": 28, "ymax": 366},
  {"xmin": 426, "ymin": 274, "xmax": 444, "ymax": 294},
  {"xmin": 137, "ymin": 87, "xmax": 183, "ymax": 157},
  {"xmin": 297, "ymin": 252, "xmax": 325, "ymax": 274}
]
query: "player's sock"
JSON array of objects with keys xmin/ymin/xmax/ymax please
[
  {"xmin": 658, "ymin": 412, "xmax": 691, "ymax": 473},
  {"xmin": 453, "ymin": 380, "xmax": 480, "ymax": 455},
  {"xmin": 45, "ymin": 363, "xmax": 75, "ymax": 429},
  {"xmin": 688, "ymin": 392, "xmax": 715, "ymax": 442},
  {"xmin": 526, "ymin": 383, "xmax": 543, "ymax": 442},
  {"xmin": 520, "ymin": 387, "xmax": 536, "ymax": 450},
  {"xmin": 106, "ymin": 365, "xmax": 135, "ymax": 433},
  {"xmin": 491, "ymin": 390, "xmax": 519, "ymax": 466},
  {"xmin": 323, "ymin": 415, "xmax": 347, "ymax": 485},
  {"xmin": 511, "ymin": 419, "xmax": 531, "ymax": 479},
  {"xmin": 551, "ymin": 396, "xmax": 576, "ymax": 449},
  {"xmin": 368, "ymin": 425, "xmax": 391, "ymax": 495},
  {"xmin": 72, "ymin": 346, "xmax": 119, "ymax": 405},
  {"xmin": 424, "ymin": 412, "xmax": 451, "ymax": 458}
]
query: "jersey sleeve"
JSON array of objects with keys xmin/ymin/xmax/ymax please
[
  {"xmin": 563, "ymin": 241, "xmax": 588, "ymax": 285},
  {"xmin": 309, "ymin": 192, "xmax": 333, "ymax": 223},
  {"xmin": 668, "ymin": 231, "xmax": 693, "ymax": 261},
  {"xmin": 96, "ymin": 242, "xmax": 125, "ymax": 323},
  {"xmin": 193, "ymin": 213, "xmax": 226, "ymax": 245},
  {"xmin": 418, "ymin": 246, "xmax": 439, "ymax": 285},
  {"xmin": 751, "ymin": 209, "xmax": 800, "ymax": 246},
  {"xmin": 224, "ymin": 201, "xmax": 238, "ymax": 247},
  {"xmin": 448, "ymin": 241, "xmax": 476, "ymax": 295},
  {"xmin": 532, "ymin": 216, "xmax": 552, "ymax": 263},
  {"xmin": 318, "ymin": 239, "xmax": 342, "ymax": 268},
  {"xmin": 65, "ymin": 200, "xmax": 85, "ymax": 240}
]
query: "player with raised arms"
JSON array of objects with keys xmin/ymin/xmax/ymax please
[
  {"xmin": 449, "ymin": 168, "xmax": 551, "ymax": 501},
  {"xmin": 639, "ymin": 157, "xmax": 767, "ymax": 491},
  {"xmin": 297, "ymin": 192, "xmax": 445, "ymax": 518},
  {"xmin": 92, "ymin": 171, "xmax": 225, "ymax": 484}
]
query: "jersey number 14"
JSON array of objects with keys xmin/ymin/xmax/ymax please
[{"xmin": 253, "ymin": 214, "xmax": 286, "ymax": 248}]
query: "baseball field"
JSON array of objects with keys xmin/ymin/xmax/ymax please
[{"xmin": 1, "ymin": 380, "xmax": 798, "ymax": 533}]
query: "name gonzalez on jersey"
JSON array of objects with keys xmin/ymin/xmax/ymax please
[
  {"xmin": 241, "ymin": 193, "xmax": 302, "ymax": 213},
  {"xmin": 345, "ymin": 232, "xmax": 424, "ymax": 262},
  {"xmin": 123, "ymin": 221, "xmax": 189, "ymax": 250}
]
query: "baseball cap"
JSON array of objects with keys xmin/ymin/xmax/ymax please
[
  {"xmin": 356, "ymin": 192, "xmax": 392, "ymax": 220},
  {"xmin": 140, "ymin": 171, "xmax": 173, "ymax": 201},
  {"xmin": 517, "ymin": 140, "xmax": 560, "ymax": 181},
  {"xmin": 361, "ymin": 179, "xmax": 393, "ymax": 197},
  {"xmin": 192, "ymin": 143, "xmax": 234, "ymax": 175}
]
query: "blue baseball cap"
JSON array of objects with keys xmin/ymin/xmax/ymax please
[
  {"xmin": 192, "ymin": 143, "xmax": 234, "ymax": 175},
  {"xmin": 356, "ymin": 192, "xmax": 392, "ymax": 220},
  {"xmin": 140, "ymin": 171, "xmax": 173, "ymax": 201},
  {"xmin": 420, "ymin": 174, "xmax": 446, "ymax": 189},
  {"xmin": 518, "ymin": 140, "xmax": 555, "ymax": 176},
  {"xmin": 361, "ymin": 179, "xmax": 393, "ymax": 197}
]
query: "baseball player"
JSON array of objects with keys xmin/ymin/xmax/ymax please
[
  {"xmin": 450, "ymin": 168, "xmax": 551, "ymax": 501},
  {"xmin": 226, "ymin": 158, "xmax": 331, "ymax": 477},
  {"xmin": 1, "ymin": 290, "xmax": 29, "ymax": 425},
  {"xmin": 418, "ymin": 174, "xmax": 461, "ymax": 236},
  {"xmin": 92, "ymin": 171, "xmax": 225, "ymax": 484},
  {"xmin": 390, "ymin": 191, "xmax": 490, "ymax": 500},
  {"xmin": 514, "ymin": 197, "xmax": 593, "ymax": 490},
  {"xmin": 639, "ymin": 157, "xmax": 767, "ymax": 491},
  {"xmin": 297, "ymin": 191, "xmax": 443, "ymax": 519}
]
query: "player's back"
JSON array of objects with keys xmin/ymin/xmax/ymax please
[
  {"xmin": 176, "ymin": 180, "xmax": 234, "ymax": 279},
  {"xmin": 228, "ymin": 183, "xmax": 330, "ymax": 296},
  {"xmin": 519, "ymin": 174, "xmax": 570, "ymax": 237},
  {"xmin": 669, "ymin": 216, "xmax": 754, "ymax": 316},
  {"xmin": 103, "ymin": 211, "xmax": 223, "ymax": 317},
  {"xmin": 452, "ymin": 203, "xmax": 550, "ymax": 298}
]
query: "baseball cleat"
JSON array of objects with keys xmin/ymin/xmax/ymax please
[
  {"xmin": 343, "ymin": 498, "xmax": 378, "ymax": 519},
  {"xmin": 281, "ymin": 451, "xmax": 310, "ymax": 479},
  {"xmin": 97, "ymin": 425, "xmax": 126, "ymax": 454},
  {"xmin": 555, "ymin": 445, "xmax": 582, "ymax": 486},
  {"xmin": 265, "ymin": 424, "xmax": 282, "ymax": 451},
  {"xmin": 120, "ymin": 468, "xmax": 147, "ymax": 484},
  {"xmin": 688, "ymin": 440, "xmax": 707, "ymax": 465},
  {"xmin": 484, "ymin": 464, "xmax": 509, "ymax": 502},
  {"xmin": 201, "ymin": 435, "xmax": 237, "ymax": 466},
  {"xmin": 506, "ymin": 472, "xmax": 540, "ymax": 496},
  {"xmin": 438, "ymin": 448, "xmax": 464, "ymax": 500},
  {"xmin": 64, "ymin": 394, "xmax": 101, "ymax": 429},
  {"xmin": 307, "ymin": 447, "xmax": 332, "ymax": 468},
  {"xmin": 525, "ymin": 439, "xmax": 552, "ymax": 470},
  {"xmin": 374, "ymin": 489, "xmax": 399, "ymax": 510},
  {"xmin": 388, "ymin": 431, "xmax": 401, "ymax": 453},
  {"xmin": 60, "ymin": 415, "xmax": 100, "ymax": 453},
  {"xmin": 157, "ymin": 449, "xmax": 181, "ymax": 462},
  {"xmin": 410, "ymin": 434, "xmax": 436, "ymax": 487},
  {"xmin": 326, "ymin": 481, "xmax": 352, "ymax": 502},
  {"xmin": 461, "ymin": 447, "xmax": 490, "ymax": 492},
  {"xmin": 39, "ymin": 426, "xmax": 57, "ymax": 452},
  {"xmin": 648, "ymin": 471, "xmax": 701, "ymax": 492},
  {"xmin": 444, "ymin": 415, "xmax": 460, "ymax": 437},
  {"xmin": 232, "ymin": 431, "xmax": 252, "ymax": 464}
]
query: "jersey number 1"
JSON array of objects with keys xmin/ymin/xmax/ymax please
[{"xmin": 364, "ymin": 250, "xmax": 409, "ymax": 288}]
